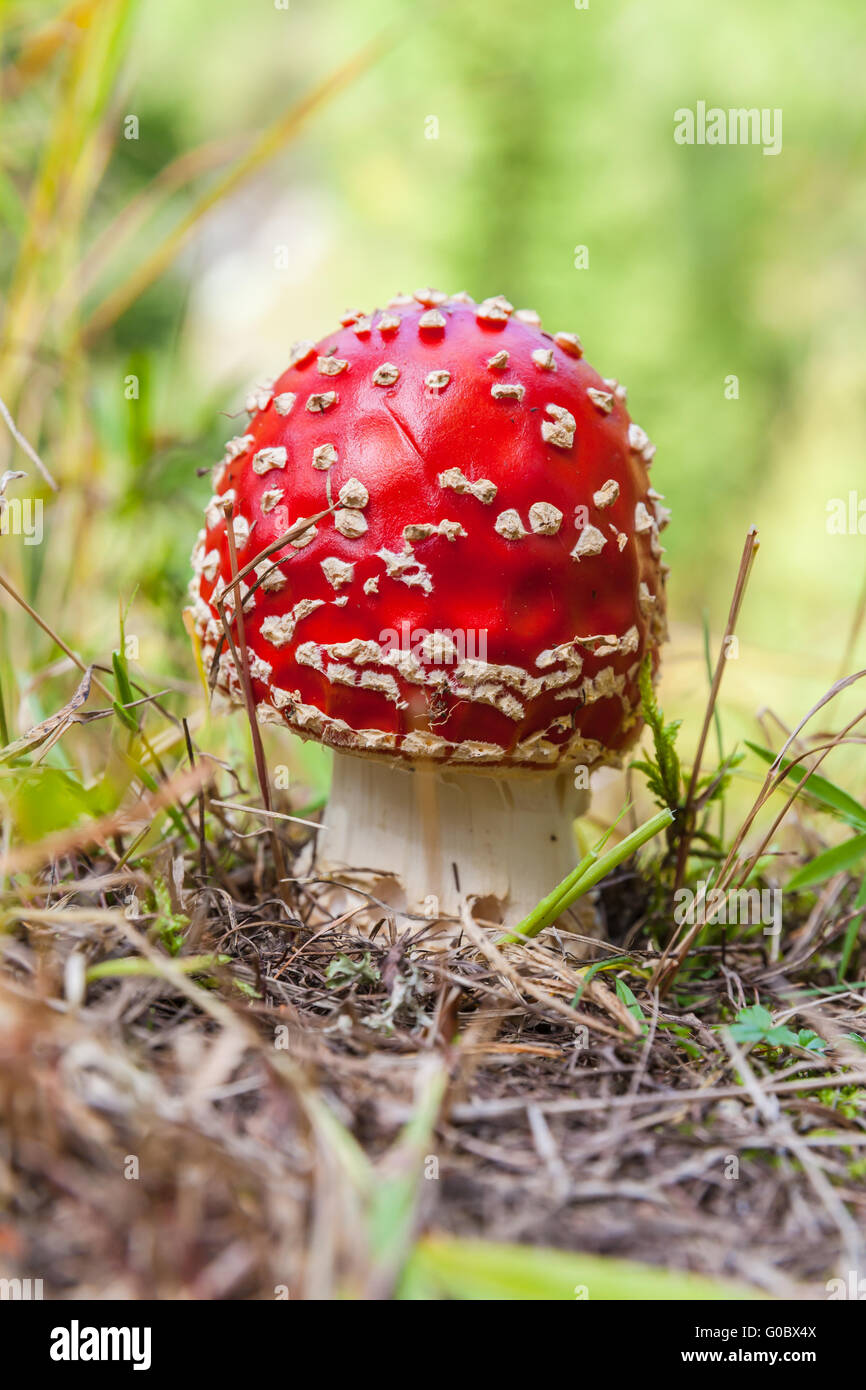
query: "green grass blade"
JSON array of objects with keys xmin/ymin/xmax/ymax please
[
  {"xmin": 570, "ymin": 953, "xmax": 633, "ymax": 1008},
  {"xmin": 402, "ymin": 1234, "xmax": 766, "ymax": 1301},
  {"xmin": 500, "ymin": 848, "xmax": 597, "ymax": 945},
  {"xmin": 500, "ymin": 805, "xmax": 633, "ymax": 944},
  {"xmin": 499, "ymin": 808, "xmax": 673, "ymax": 945},
  {"xmin": 787, "ymin": 832, "xmax": 866, "ymax": 892},
  {"xmin": 368, "ymin": 1062, "xmax": 448, "ymax": 1273},
  {"xmin": 838, "ymin": 875, "xmax": 866, "ymax": 982},
  {"xmin": 86, "ymin": 953, "xmax": 230, "ymax": 983},
  {"xmin": 746, "ymin": 741, "xmax": 866, "ymax": 830},
  {"xmin": 615, "ymin": 977, "xmax": 649, "ymax": 1032}
]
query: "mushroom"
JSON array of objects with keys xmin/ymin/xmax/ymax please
[{"xmin": 188, "ymin": 291, "xmax": 669, "ymax": 928}]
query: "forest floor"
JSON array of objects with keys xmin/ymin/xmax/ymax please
[{"xmin": 2, "ymin": 810, "xmax": 864, "ymax": 1301}]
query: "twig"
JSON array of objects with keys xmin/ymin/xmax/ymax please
[
  {"xmin": 211, "ymin": 799, "xmax": 325, "ymax": 831},
  {"xmin": 717, "ymin": 673, "xmax": 866, "ymax": 890},
  {"xmin": 0, "ymin": 391, "xmax": 58, "ymax": 490},
  {"xmin": 445, "ymin": 1068, "xmax": 866, "ymax": 1121},
  {"xmin": 183, "ymin": 716, "xmax": 208, "ymax": 879},
  {"xmin": 459, "ymin": 905, "xmax": 631, "ymax": 1042},
  {"xmin": 0, "ymin": 567, "xmax": 111, "ymax": 698},
  {"xmin": 720, "ymin": 1029, "xmax": 862, "ymax": 1272},
  {"xmin": 208, "ymin": 504, "xmax": 335, "ymax": 692},
  {"xmin": 837, "ymin": 562, "xmax": 866, "ymax": 683}
]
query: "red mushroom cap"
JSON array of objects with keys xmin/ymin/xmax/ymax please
[{"xmin": 188, "ymin": 291, "xmax": 669, "ymax": 771}]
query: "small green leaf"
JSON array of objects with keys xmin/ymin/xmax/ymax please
[
  {"xmin": 732, "ymin": 1004, "xmax": 774, "ymax": 1033},
  {"xmin": 614, "ymin": 977, "xmax": 648, "ymax": 1033},
  {"xmin": 112, "ymin": 648, "xmax": 139, "ymax": 732},
  {"xmin": 656, "ymin": 1021, "xmax": 702, "ymax": 1058},
  {"xmin": 112, "ymin": 697, "xmax": 139, "ymax": 733},
  {"xmin": 570, "ymin": 954, "xmax": 632, "ymax": 1008},
  {"xmin": 326, "ymin": 952, "xmax": 380, "ymax": 988},
  {"xmin": 727, "ymin": 1004, "xmax": 820, "ymax": 1052}
]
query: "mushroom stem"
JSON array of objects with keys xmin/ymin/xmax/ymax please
[{"xmin": 316, "ymin": 751, "xmax": 596, "ymax": 933}]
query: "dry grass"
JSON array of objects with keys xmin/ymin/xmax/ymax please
[{"xmin": 2, "ymin": 703, "xmax": 865, "ymax": 1299}]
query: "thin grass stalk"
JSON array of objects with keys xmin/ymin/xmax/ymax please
[
  {"xmin": 717, "ymin": 672, "xmax": 866, "ymax": 887},
  {"xmin": 727, "ymin": 714, "xmax": 866, "ymax": 891},
  {"xmin": 673, "ymin": 526, "xmax": 759, "ymax": 890},
  {"xmin": 499, "ymin": 808, "xmax": 673, "ymax": 945}
]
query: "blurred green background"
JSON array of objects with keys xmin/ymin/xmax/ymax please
[{"xmin": 2, "ymin": 0, "xmax": 865, "ymax": 794}]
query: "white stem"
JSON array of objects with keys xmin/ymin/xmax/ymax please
[{"xmin": 316, "ymin": 751, "xmax": 593, "ymax": 930}]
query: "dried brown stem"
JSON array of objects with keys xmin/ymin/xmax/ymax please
[
  {"xmin": 673, "ymin": 525, "xmax": 760, "ymax": 892},
  {"xmin": 222, "ymin": 500, "xmax": 288, "ymax": 895}
]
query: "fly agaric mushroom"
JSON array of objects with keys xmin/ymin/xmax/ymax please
[{"xmin": 187, "ymin": 290, "xmax": 669, "ymax": 928}]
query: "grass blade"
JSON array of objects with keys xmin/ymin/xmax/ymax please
[
  {"xmin": 499, "ymin": 808, "xmax": 673, "ymax": 945},
  {"xmin": 838, "ymin": 876, "xmax": 866, "ymax": 982},
  {"xmin": 787, "ymin": 833, "xmax": 866, "ymax": 892},
  {"xmin": 403, "ymin": 1234, "xmax": 766, "ymax": 1301}
]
